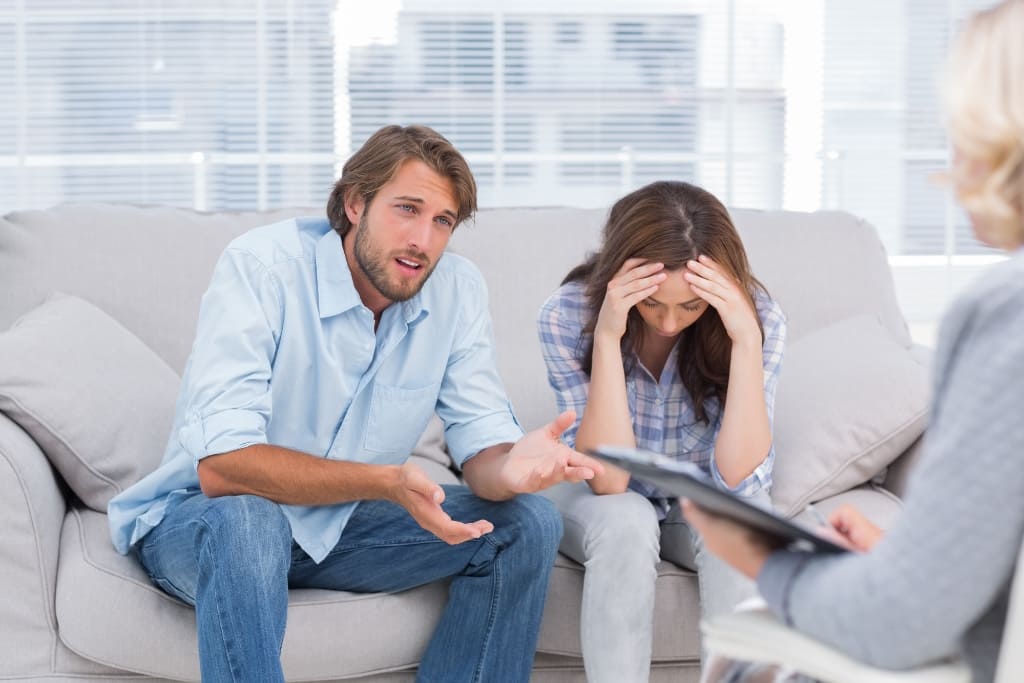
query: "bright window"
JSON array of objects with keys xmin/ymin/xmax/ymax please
[{"xmin": 0, "ymin": 0, "xmax": 1002, "ymax": 327}]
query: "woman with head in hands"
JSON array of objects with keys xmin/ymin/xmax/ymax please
[{"xmin": 537, "ymin": 179, "xmax": 786, "ymax": 681}]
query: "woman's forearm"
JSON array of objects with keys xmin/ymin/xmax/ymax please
[
  {"xmin": 574, "ymin": 334, "xmax": 635, "ymax": 493},
  {"xmin": 714, "ymin": 337, "xmax": 772, "ymax": 487}
]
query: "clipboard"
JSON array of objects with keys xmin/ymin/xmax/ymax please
[{"xmin": 590, "ymin": 445, "xmax": 849, "ymax": 554}]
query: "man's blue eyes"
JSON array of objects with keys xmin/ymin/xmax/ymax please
[{"xmin": 397, "ymin": 204, "xmax": 452, "ymax": 227}]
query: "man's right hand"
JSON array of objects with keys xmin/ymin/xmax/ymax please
[
  {"xmin": 389, "ymin": 462, "xmax": 494, "ymax": 544},
  {"xmin": 594, "ymin": 258, "xmax": 666, "ymax": 341}
]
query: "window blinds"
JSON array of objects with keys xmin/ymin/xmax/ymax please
[{"xmin": 0, "ymin": 0, "xmax": 999, "ymax": 266}]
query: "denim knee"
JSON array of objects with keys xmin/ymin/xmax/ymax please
[
  {"xmin": 506, "ymin": 493, "xmax": 563, "ymax": 562},
  {"xmin": 196, "ymin": 494, "xmax": 292, "ymax": 577}
]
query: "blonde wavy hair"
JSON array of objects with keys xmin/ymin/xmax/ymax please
[{"xmin": 945, "ymin": 0, "xmax": 1024, "ymax": 248}]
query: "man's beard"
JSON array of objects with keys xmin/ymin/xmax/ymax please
[{"xmin": 352, "ymin": 215, "xmax": 435, "ymax": 302}]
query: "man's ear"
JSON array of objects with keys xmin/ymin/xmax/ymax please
[{"xmin": 344, "ymin": 190, "xmax": 365, "ymax": 226}]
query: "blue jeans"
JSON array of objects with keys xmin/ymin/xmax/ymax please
[{"xmin": 136, "ymin": 486, "xmax": 563, "ymax": 683}]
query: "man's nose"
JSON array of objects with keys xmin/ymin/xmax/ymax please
[{"xmin": 406, "ymin": 216, "xmax": 434, "ymax": 250}]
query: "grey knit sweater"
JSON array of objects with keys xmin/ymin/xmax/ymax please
[{"xmin": 759, "ymin": 247, "xmax": 1024, "ymax": 683}]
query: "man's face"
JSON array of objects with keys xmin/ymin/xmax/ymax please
[{"xmin": 343, "ymin": 159, "xmax": 459, "ymax": 310}]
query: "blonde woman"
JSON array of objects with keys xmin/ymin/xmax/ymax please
[{"xmin": 685, "ymin": 2, "xmax": 1024, "ymax": 682}]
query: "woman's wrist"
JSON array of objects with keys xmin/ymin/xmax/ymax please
[
  {"xmin": 729, "ymin": 331, "xmax": 763, "ymax": 355},
  {"xmin": 592, "ymin": 330, "xmax": 625, "ymax": 358}
]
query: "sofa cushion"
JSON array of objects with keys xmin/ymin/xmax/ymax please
[
  {"xmin": 0, "ymin": 293, "xmax": 178, "ymax": 511},
  {"xmin": 57, "ymin": 507, "xmax": 699, "ymax": 680},
  {"xmin": 771, "ymin": 315, "xmax": 930, "ymax": 517},
  {"xmin": 790, "ymin": 482, "xmax": 904, "ymax": 532},
  {"xmin": 56, "ymin": 508, "xmax": 447, "ymax": 682}
]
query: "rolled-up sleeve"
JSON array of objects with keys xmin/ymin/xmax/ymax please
[
  {"xmin": 536, "ymin": 289, "xmax": 591, "ymax": 449},
  {"xmin": 436, "ymin": 273, "xmax": 523, "ymax": 467},
  {"xmin": 176, "ymin": 248, "xmax": 284, "ymax": 469},
  {"xmin": 709, "ymin": 292, "xmax": 787, "ymax": 496}
]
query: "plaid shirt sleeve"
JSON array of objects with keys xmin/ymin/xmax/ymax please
[
  {"xmin": 709, "ymin": 289, "xmax": 788, "ymax": 497},
  {"xmin": 536, "ymin": 283, "xmax": 591, "ymax": 449}
]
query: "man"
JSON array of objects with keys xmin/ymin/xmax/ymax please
[{"xmin": 107, "ymin": 124, "xmax": 604, "ymax": 682}]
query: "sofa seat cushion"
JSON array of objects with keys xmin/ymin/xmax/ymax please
[
  {"xmin": 0, "ymin": 293, "xmax": 179, "ymax": 511},
  {"xmin": 539, "ymin": 552, "xmax": 702, "ymax": 663},
  {"xmin": 56, "ymin": 508, "xmax": 447, "ymax": 682},
  {"xmin": 790, "ymin": 482, "xmax": 904, "ymax": 532},
  {"xmin": 57, "ymin": 508, "xmax": 702, "ymax": 680}
]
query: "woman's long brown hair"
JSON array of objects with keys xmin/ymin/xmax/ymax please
[{"xmin": 564, "ymin": 181, "xmax": 766, "ymax": 424}]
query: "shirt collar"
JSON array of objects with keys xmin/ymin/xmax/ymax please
[
  {"xmin": 314, "ymin": 228, "xmax": 429, "ymax": 325},
  {"xmin": 315, "ymin": 229, "xmax": 363, "ymax": 319}
]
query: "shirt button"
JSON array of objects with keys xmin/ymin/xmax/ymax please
[{"xmin": 655, "ymin": 398, "xmax": 664, "ymax": 406}]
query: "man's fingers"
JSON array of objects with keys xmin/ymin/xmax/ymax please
[
  {"xmin": 417, "ymin": 502, "xmax": 493, "ymax": 544},
  {"xmin": 404, "ymin": 464, "xmax": 445, "ymax": 503},
  {"xmin": 468, "ymin": 519, "xmax": 494, "ymax": 535},
  {"xmin": 438, "ymin": 519, "xmax": 494, "ymax": 544},
  {"xmin": 561, "ymin": 465, "xmax": 596, "ymax": 482},
  {"xmin": 546, "ymin": 410, "xmax": 576, "ymax": 439},
  {"xmin": 566, "ymin": 450, "xmax": 605, "ymax": 476}
]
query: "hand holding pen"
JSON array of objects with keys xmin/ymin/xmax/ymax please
[{"xmin": 805, "ymin": 503, "xmax": 884, "ymax": 553}]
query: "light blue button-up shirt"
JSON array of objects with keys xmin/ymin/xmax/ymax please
[{"xmin": 108, "ymin": 217, "xmax": 523, "ymax": 562}]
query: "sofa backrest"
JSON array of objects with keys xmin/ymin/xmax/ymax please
[
  {"xmin": 0, "ymin": 203, "xmax": 315, "ymax": 374},
  {"xmin": 0, "ymin": 202, "xmax": 909, "ymax": 432},
  {"xmin": 449, "ymin": 206, "xmax": 911, "ymax": 430}
]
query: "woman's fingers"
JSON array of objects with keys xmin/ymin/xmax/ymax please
[
  {"xmin": 612, "ymin": 259, "xmax": 664, "ymax": 285},
  {"xmin": 621, "ymin": 281, "xmax": 663, "ymax": 307},
  {"xmin": 609, "ymin": 267, "xmax": 665, "ymax": 300},
  {"xmin": 685, "ymin": 256, "xmax": 739, "ymax": 304},
  {"xmin": 614, "ymin": 257, "xmax": 659, "ymax": 279}
]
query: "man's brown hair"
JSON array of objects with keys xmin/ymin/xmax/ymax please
[{"xmin": 326, "ymin": 125, "xmax": 477, "ymax": 238}]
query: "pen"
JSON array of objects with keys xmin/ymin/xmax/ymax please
[{"xmin": 804, "ymin": 503, "xmax": 830, "ymax": 529}]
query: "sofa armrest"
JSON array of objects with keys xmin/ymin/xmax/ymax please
[{"xmin": 0, "ymin": 411, "xmax": 67, "ymax": 676}]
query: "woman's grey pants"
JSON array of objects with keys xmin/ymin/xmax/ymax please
[{"xmin": 542, "ymin": 482, "xmax": 772, "ymax": 683}]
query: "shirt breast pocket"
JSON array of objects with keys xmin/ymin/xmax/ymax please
[{"xmin": 363, "ymin": 382, "xmax": 441, "ymax": 459}]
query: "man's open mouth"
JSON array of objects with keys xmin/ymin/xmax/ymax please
[{"xmin": 395, "ymin": 257, "xmax": 423, "ymax": 270}]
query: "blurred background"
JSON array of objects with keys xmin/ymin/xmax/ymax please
[{"xmin": 0, "ymin": 0, "xmax": 1001, "ymax": 340}]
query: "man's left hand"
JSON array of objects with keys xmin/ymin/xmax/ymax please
[{"xmin": 501, "ymin": 411, "xmax": 605, "ymax": 494}]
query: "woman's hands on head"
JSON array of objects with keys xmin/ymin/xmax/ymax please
[
  {"xmin": 684, "ymin": 255, "xmax": 762, "ymax": 347},
  {"xmin": 595, "ymin": 258, "xmax": 667, "ymax": 342}
]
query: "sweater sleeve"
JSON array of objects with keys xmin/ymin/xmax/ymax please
[{"xmin": 758, "ymin": 259, "xmax": 1024, "ymax": 671}]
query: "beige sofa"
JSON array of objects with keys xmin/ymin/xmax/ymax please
[{"xmin": 0, "ymin": 203, "xmax": 932, "ymax": 682}]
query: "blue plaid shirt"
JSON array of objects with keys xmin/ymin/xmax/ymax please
[{"xmin": 537, "ymin": 280, "xmax": 786, "ymax": 512}]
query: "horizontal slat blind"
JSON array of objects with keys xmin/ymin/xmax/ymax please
[
  {"xmin": 1, "ymin": 0, "xmax": 336, "ymax": 211},
  {"xmin": 0, "ymin": 0, "xmax": 1000, "ymax": 270}
]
